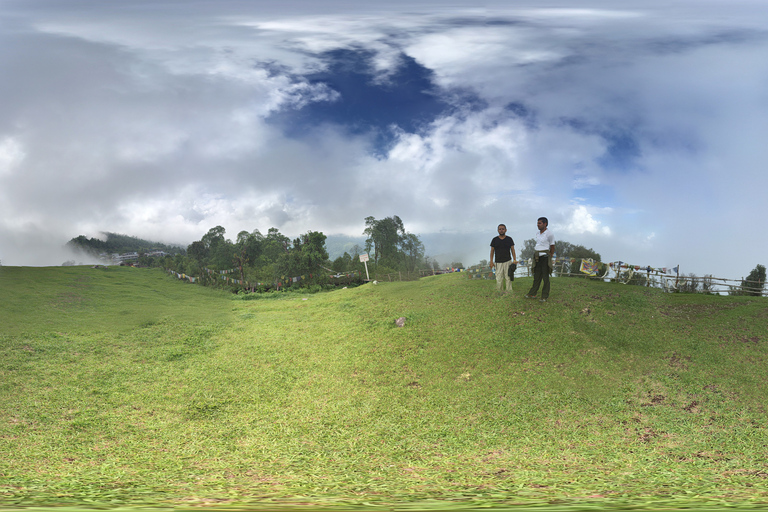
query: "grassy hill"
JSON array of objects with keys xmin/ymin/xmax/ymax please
[{"xmin": 1, "ymin": 266, "xmax": 767, "ymax": 510}]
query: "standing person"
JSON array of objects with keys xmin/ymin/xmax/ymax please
[
  {"xmin": 490, "ymin": 224, "xmax": 517, "ymax": 293},
  {"xmin": 525, "ymin": 217, "xmax": 555, "ymax": 302}
]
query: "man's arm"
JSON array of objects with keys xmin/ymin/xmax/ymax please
[
  {"xmin": 490, "ymin": 247, "xmax": 495, "ymax": 267},
  {"xmin": 548, "ymin": 232, "xmax": 556, "ymax": 257},
  {"xmin": 512, "ymin": 246, "xmax": 517, "ymax": 264}
]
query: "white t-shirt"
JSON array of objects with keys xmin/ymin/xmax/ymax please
[{"xmin": 534, "ymin": 229, "xmax": 555, "ymax": 252}]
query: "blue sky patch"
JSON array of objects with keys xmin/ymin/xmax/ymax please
[
  {"xmin": 597, "ymin": 130, "xmax": 642, "ymax": 171},
  {"xmin": 504, "ymin": 101, "xmax": 537, "ymax": 128},
  {"xmin": 560, "ymin": 117, "xmax": 642, "ymax": 172},
  {"xmin": 269, "ymin": 48, "xmax": 450, "ymax": 152}
]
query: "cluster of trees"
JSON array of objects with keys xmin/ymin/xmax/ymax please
[
  {"xmin": 65, "ymin": 216, "xmax": 436, "ymax": 292},
  {"xmin": 361, "ymin": 216, "xmax": 427, "ymax": 274},
  {"xmin": 329, "ymin": 216, "xmax": 453, "ymax": 276},
  {"xmin": 730, "ymin": 264, "xmax": 766, "ymax": 296},
  {"xmin": 174, "ymin": 216, "xmax": 437, "ymax": 290},
  {"xmin": 171, "ymin": 226, "xmax": 330, "ymax": 290}
]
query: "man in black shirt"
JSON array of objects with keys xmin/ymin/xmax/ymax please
[{"xmin": 490, "ymin": 224, "xmax": 517, "ymax": 293}]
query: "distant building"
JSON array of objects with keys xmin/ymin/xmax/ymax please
[{"xmin": 113, "ymin": 252, "xmax": 139, "ymax": 263}]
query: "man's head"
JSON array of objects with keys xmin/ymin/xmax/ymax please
[
  {"xmin": 497, "ymin": 224, "xmax": 507, "ymax": 236},
  {"xmin": 537, "ymin": 217, "xmax": 548, "ymax": 231}
]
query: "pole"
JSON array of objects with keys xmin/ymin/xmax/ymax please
[{"xmin": 360, "ymin": 253, "xmax": 371, "ymax": 281}]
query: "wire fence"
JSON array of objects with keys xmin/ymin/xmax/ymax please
[{"xmin": 465, "ymin": 260, "xmax": 767, "ymax": 297}]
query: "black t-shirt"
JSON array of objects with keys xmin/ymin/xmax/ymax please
[{"xmin": 490, "ymin": 236, "xmax": 515, "ymax": 263}]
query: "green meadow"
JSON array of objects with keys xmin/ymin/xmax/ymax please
[{"xmin": 1, "ymin": 265, "xmax": 767, "ymax": 511}]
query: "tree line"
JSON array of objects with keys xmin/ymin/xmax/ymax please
[
  {"xmin": 68, "ymin": 216, "xmax": 444, "ymax": 292},
  {"xmin": 178, "ymin": 216, "xmax": 439, "ymax": 291}
]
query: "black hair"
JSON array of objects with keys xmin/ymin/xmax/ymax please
[
  {"xmin": 537, "ymin": 217, "xmax": 548, "ymax": 226},
  {"xmin": 498, "ymin": 224, "xmax": 506, "ymax": 228}
]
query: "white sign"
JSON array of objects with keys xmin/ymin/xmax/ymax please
[{"xmin": 360, "ymin": 253, "xmax": 371, "ymax": 281}]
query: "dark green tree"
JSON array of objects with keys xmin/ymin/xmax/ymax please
[
  {"xmin": 741, "ymin": 264, "xmax": 766, "ymax": 296},
  {"xmin": 276, "ymin": 231, "xmax": 328, "ymax": 285},
  {"xmin": 363, "ymin": 216, "xmax": 426, "ymax": 272},
  {"xmin": 262, "ymin": 228, "xmax": 291, "ymax": 263},
  {"xmin": 201, "ymin": 226, "xmax": 226, "ymax": 250},
  {"xmin": 187, "ymin": 240, "xmax": 208, "ymax": 263},
  {"xmin": 236, "ymin": 229, "xmax": 264, "ymax": 264},
  {"xmin": 401, "ymin": 232, "xmax": 425, "ymax": 272},
  {"xmin": 331, "ymin": 252, "xmax": 353, "ymax": 273},
  {"xmin": 299, "ymin": 231, "xmax": 329, "ymax": 277},
  {"xmin": 364, "ymin": 215, "xmax": 405, "ymax": 267}
]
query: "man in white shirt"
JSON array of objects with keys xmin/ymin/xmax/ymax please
[{"xmin": 525, "ymin": 217, "xmax": 555, "ymax": 302}]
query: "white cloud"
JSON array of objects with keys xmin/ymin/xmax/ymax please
[
  {"xmin": 0, "ymin": 137, "xmax": 25, "ymax": 176},
  {"xmin": 562, "ymin": 205, "xmax": 612, "ymax": 236},
  {"xmin": 1, "ymin": 0, "xmax": 767, "ymax": 279}
]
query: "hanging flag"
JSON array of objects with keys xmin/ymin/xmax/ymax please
[{"xmin": 579, "ymin": 259, "xmax": 599, "ymax": 276}]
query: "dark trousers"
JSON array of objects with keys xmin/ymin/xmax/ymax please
[{"xmin": 527, "ymin": 256, "xmax": 550, "ymax": 299}]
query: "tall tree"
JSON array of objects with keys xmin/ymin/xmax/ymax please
[
  {"xmin": 276, "ymin": 231, "xmax": 328, "ymax": 283},
  {"xmin": 401, "ymin": 232, "xmax": 425, "ymax": 272},
  {"xmin": 201, "ymin": 226, "xmax": 226, "ymax": 250},
  {"xmin": 262, "ymin": 228, "xmax": 291, "ymax": 263},
  {"xmin": 363, "ymin": 215, "xmax": 406, "ymax": 267},
  {"xmin": 187, "ymin": 240, "xmax": 208, "ymax": 263}
]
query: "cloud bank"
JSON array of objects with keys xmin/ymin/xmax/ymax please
[{"xmin": 1, "ymin": 0, "xmax": 767, "ymax": 278}]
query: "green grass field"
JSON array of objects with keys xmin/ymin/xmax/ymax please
[{"xmin": 1, "ymin": 265, "xmax": 767, "ymax": 511}]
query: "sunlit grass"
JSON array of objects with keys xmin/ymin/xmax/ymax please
[{"xmin": 1, "ymin": 266, "xmax": 767, "ymax": 509}]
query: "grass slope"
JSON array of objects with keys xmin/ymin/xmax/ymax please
[{"xmin": 1, "ymin": 266, "xmax": 767, "ymax": 510}]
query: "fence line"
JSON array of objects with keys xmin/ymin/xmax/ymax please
[
  {"xmin": 465, "ymin": 260, "xmax": 766, "ymax": 297},
  {"xmin": 164, "ymin": 258, "xmax": 764, "ymax": 297}
]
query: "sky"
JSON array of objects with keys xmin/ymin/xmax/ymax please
[{"xmin": 1, "ymin": 0, "xmax": 767, "ymax": 279}]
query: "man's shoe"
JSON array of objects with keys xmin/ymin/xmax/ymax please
[
  {"xmin": 540, "ymin": 298, "xmax": 547, "ymax": 302},
  {"xmin": 524, "ymin": 295, "xmax": 536, "ymax": 299}
]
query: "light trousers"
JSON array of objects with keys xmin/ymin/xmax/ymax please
[{"xmin": 495, "ymin": 260, "xmax": 512, "ymax": 291}]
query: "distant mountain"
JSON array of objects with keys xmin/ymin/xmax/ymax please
[
  {"xmin": 66, "ymin": 232, "xmax": 186, "ymax": 258},
  {"xmin": 324, "ymin": 235, "xmax": 366, "ymax": 260}
]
